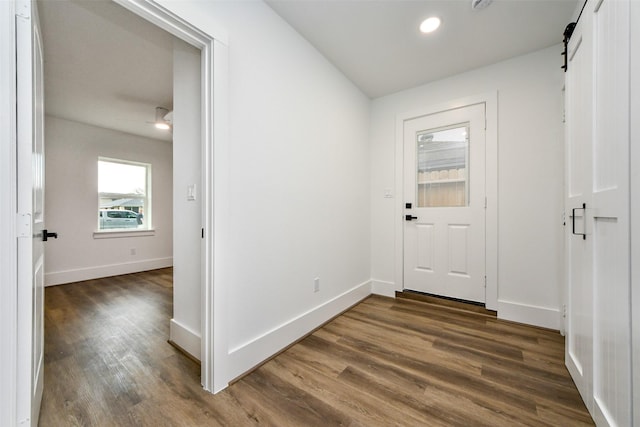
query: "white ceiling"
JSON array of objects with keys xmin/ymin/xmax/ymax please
[
  {"xmin": 39, "ymin": 0, "xmax": 175, "ymax": 141},
  {"xmin": 39, "ymin": 0, "xmax": 578, "ymax": 141},
  {"xmin": 266, "ymin": 0, "xmax": 578, "ymax": 98}
]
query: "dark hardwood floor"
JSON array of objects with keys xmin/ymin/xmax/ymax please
[{"xmin": 40, "ymin": 268, "xmax": 593, "ymax": 426}]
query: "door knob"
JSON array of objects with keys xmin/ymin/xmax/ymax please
[
  {"xmin": 405, "ymin": 215, "xmax": 418, "ymax": 221},
  {"xmin": 42, "ymin": 229, "xmax": 58, "ymax": 242}
]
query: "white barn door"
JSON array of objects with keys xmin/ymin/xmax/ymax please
[
  {"xmin": 591, "ymin": 0, "xmax": 632, "ymax": 425},
  {"xmin": 565, "ymin": 1, "xmax": 633, "ymax": 425},
  {"xmin": 565, "ymin": 11, "xmax": 593, "ymax": 409}
]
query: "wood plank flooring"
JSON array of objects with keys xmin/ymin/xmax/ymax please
[{"xmin": 40, "ymin": 268, "xmax": 593, "ymax": 426}]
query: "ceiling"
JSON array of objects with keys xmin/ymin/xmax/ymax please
[
  {"xmin": 39, "ymin": 0, "xmax": 175, "ymax": 141},
  {"xmin": 266, "ymin": 0, "xmax": 578, "ymax": 98},
  {"xmin": 39, "ymin": 0, "xmax": 578, "ymax": 141}
]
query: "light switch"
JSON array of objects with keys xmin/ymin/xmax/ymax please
[
  {"xmin": 187, "ymin": 184, "xmax": 196, "ymax": 201},
  {"xmin": 383, "ymin": 188, "xmax": 393, "ymax": 198}
]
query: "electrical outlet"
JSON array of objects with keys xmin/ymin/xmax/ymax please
[{"xmin": 314, "ymin": 277, "xmax": 320, "ymax": 293}]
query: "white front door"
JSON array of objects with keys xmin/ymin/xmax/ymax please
[
  {"xmin": 16, "ymin": 0, "xmax": 46, "ymax": 424},
  {"xmin": 403, "ymin": 103, "xmax": 486, "ymax": 303}
]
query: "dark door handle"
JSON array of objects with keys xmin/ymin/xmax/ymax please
[
  {"xmin": 43, "ymin": 229, "xmax": 58, "ymax": 242},
  {"xmin": 405, "ymin": 215, "xmax": 418, "ymax": 221},
  {"xmin": 571, "ymin": 203, "xmax": 586, "ymax": 240}
]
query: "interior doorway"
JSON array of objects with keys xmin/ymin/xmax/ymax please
[{"xmin": 38, "ymin": 0, "xmax": 204, "ymax": 382}]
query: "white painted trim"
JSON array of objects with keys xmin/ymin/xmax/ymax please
[
  {"xmin": 630, "ymin": 0, "xmax": 640, "ymax": 423},
  {"xmin": 394, "ymin": 92, "xmax": 499, "ymax": 310},
  {"xmin": 113, "ymin": 0, "xmax": 228, "ymax": 393},
  {"xmin": 497, "ymin": 300, "xmax": 561, "ymax": 331},
  {"xmin": 0, "ymin": 2, "xmax": 18, "ymax": 425},
  {"xmin": 170, "ymin": 318, "xmax": 201, "ymax": 361},
  {"xmin": 44, "ymin": 257, "xmax": 173, "ymax": 286},
  {"xmin": 227, "ymin": 280, "xmax": 371, "ymax": 380},
  {"xmin": 371, "ymin": 279, "xmax": 398, "ymax": 297},
  {"xmin": 93, "ymin": 229, "xmax": 156, "ymax": 239},
  {"xmin": 210, "ymin": 39, "xmax": 230, "ymax": 393}
]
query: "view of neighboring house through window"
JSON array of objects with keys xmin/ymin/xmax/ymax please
[{"xmin": 98, "ymin": 158, "xmax": 151, "ymax": 230}]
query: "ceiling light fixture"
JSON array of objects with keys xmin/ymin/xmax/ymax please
[
  {"xmin": 419, "ymin": 17, "xmax": 441, "ymax": 34},
  {"xmin": 154, "ymin": 106, "xmax": 172, "ymax": 130}
]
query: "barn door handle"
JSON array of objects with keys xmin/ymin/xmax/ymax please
[
  {"xmin": 405, "ymin": 215, "xmax": 418, "ymax": 221},
  {"xmin": 571, "ymin": 203, "xmax": 586, "ymax": 240},
  {"xmin": 42, "ymin": 229, "xmax": 58, "ymax": 242}
]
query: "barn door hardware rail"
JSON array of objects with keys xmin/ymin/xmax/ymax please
[{"xmin": 561, "ymin": 0, "xmax": 588, "ymax": 72}]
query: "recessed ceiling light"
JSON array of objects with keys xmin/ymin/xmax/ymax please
[{"xmin": 419, "ymin": 17, "xmax": 441, "ymax": 34}]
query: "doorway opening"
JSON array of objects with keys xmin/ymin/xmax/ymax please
[{"xmin": 37, "ymin": 0, "xmax": 216, "ymax": 391}]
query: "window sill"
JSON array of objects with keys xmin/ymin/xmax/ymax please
[{"xmin": 93, "ymin": 229, "xmax": 156, "ymax": 239}]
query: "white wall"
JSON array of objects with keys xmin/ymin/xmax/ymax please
[
  {"xmin": 370, "ymin": 45, "xmax": 565, "ymax": 329},
  {"xmin": 170, "ymin": 39, "xmax": 202, "ymax": 360},
  {"xmin": 44, "ymin": 116, "xmax": 173, "ymax": 285},
  {"xmin": 157, "ymin": 0, "xmax": 372, "ymax": 382}
]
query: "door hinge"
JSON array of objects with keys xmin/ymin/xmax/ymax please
[
  {"xmin": 484, "ymin": 276, "xmax": 487, "ymax": 288},
  {"xmin": 16, "ymin": 0, "xmax": 31, "ymax": 19},
  {"xmin": 484, "ymin": 197, "xmax": 487, "ymax": 209},
  {"xmin": 17, "ymin": 213, "xmax": 31, "ymax": 238},
  {"xmin": 201, "ymin": 228, "xmax": 204, "ymax": 239}
]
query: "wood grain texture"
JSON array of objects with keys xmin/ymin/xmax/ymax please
[{"xmin": 40, "ymin": 269, "xmax": 593, "ymax": 426}]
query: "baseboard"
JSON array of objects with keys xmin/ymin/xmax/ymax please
[
  {"xmin": 497, "ymin": 300, "xmax": 561, "ymax": 330},
  {"xmin": 371, "ymin": 279, "xmax": 397, "ymax": 297},
  {"xmin": 44, "ymin": 257, "xmax": 173, "ymax": 286},
  {"xmin": 169, "ymin": 318, "xmax": 201, "ymax": 361},
  {"xmin": 227, "ymin": 280, "xmax": 372, "ymax": 380}
]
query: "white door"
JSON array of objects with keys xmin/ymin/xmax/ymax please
[
  {"xmin": 565, "ymin": 1, "xmax": 633, "ymax": 425},
  {"xmin": 16, "ymin": 0, "xmax": 46, "ymax": 424},
  {"xmin": 564, "ymin": 13, "xmax": 594, "ymax": 411},
  {"xmin": 591, "ymin": 0, "xmax": 632, "ymax": 425},
  {"xmin": 403, "ymin": 104, "xmax": 486, "ymax": 303}
]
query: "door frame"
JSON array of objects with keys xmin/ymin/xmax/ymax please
[
  {"xmin": 394, "ymin": 92, "xmax": 498, "ymax": 310},
  {"xmin": 113, "ymin": 0, "xmax": 229, "ymax": 394}
]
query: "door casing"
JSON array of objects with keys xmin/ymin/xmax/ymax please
[
  {"xmin": 113, "ymin": 0, "xmax": 230, "ymax": 394},
  {"xmin": 394, "ymin": 93, "xmax": 498, "ymax": 310}
]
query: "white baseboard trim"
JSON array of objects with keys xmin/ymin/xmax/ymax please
[
  {"xmin": 170, "ymin": 318, "xmax": 201, "ymax": 361},
  {"xmin": 227, "ymin": 280, "xmax": 372, "ymax": 380},
  {"xmin": 44, "ymin": 257, "xmax": 173, "ymax": 286},
  {"xmin": 497, "ymin": 300, "xmax": 561, "ymax": 330},
  {"xmin": 371, "ymin": 279, "xmax": 398, "ymax": 297}
]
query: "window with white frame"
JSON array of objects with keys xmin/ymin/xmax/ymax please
[{"xmin": 98, "ymin": 158, "xmax": 151, "ymax": 231}]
